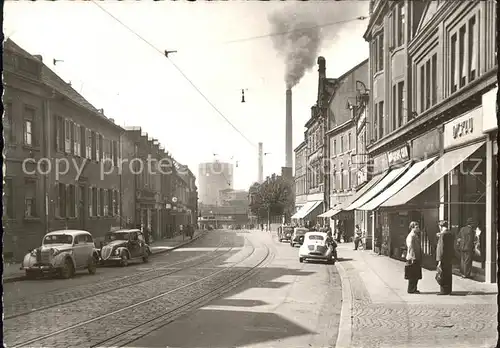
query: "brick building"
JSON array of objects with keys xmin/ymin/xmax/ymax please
[
  {"xmin": 318, "ymin": 59, "xmax": 369, "ymax": 242},
  {"xmin": 354, "ymin": 0, "xmax": 497, "ymax": 283},
  {"xmin": 3, "ymin": 39, "xmax": 124, "ymax": 260},
  {"xmin": 293, "ymin": 141, "xmax": 308, "ymax": 212},
  {"xmin": 3, "ymin": 39, "xmax": 198, "ymax": 260}
]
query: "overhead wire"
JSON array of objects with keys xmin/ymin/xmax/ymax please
[{"xmin": 91, "ymin": 0, "xmax": 258, "ymax": 149}]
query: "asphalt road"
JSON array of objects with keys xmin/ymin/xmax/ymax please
[{"xmin": 4, "ymin": 229, "xmax": 342, "ymax": 348}]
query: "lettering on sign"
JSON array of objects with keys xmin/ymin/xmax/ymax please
[
  {"xmin": 452, "ymin": 118, "xmax": 474, "ymax": 139},
  {"xmin": 387, "ymin": 145, "xmax": 410, "ymax": 166}
]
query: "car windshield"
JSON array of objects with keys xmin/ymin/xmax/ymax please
[
  {"xmin": 308, "ymin": 235, "xmax": 324, "ymax": 241},
  {"xmin": 106, "ymin": 232, "xmax": 129, "ymax": 241},
  {"xmin": 43, "ymin": 234, "xmax": 73, "ymax": 245},
  {"xmin": 284, "ymin": 228, "xmax": 293, "ymax": 232}
]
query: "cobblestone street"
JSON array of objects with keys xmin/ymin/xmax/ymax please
[{"xmin": 336, "ymin": 243, "xmax": 497, "ymax": 348}]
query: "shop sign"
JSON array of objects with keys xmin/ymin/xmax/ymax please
[
  {"xmin": 412, "ymin": 128, "xmax": 440, "ymax": 159},
  {"xmin": 387, "ymin": 145, "xmax": 410, "ymax": 167},
  {"xmin": 357, "ymin": 109, "xmax": 366, "ymax": 131},
  {"xmin": 482, "ymin": 87, "xmax": 498, "ymax": 133},
  {"xmin": 444, "ymin": 107, "xmax": 484, "ymax": 149}
]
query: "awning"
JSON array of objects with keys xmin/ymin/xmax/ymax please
[
  {"xmin": 382, "ymin": 141, "xmax": 485, "ymax": 207},
  {"xmin": 318, "ymin": 208, "xmax": 341, "ymax": 218},
  {"xmin": 291, "ymin": 200, "xmax": 322, "ymax": 219},
  {"xmin": 342, "ymin": 172, "xmax": 388, "ymax": 211},
  {"xmin": 346, "ymin": 163, "xmax": 411, "ymax": 211},
  {"xmin": 358, "ymin": 157, "xmax": 437, "ymax": 211}
]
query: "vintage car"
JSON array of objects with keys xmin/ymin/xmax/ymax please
[
  {"xmin": 278, "ymin": 226, "xmax": 294, "ymax": 242},
  {"xmin": 299, "ymin": 232, "xmax": 335, "ymax": 263},
  {"xmin": 290, "ymin": 227, "xmax": 308, "ymax": 247},
  {"xmin": 21, "ymin": 230, "xmax": 99, "ymax": 279},
  {"xmin": 98, "ymin": 229, "xmax": 150, "ymax": 266}
]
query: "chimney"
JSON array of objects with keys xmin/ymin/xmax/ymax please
[
  {"xmin": 258, "ymin": 142, "xmax": 263, "ymax": 183},
  {"xmin": 317, "ymin": 56, "xmax": 326, "ymax": 79},
  {"xmin": 285, "ymin": 89, "xmax": 293, "ymax": 168},
  {"xmin": 311, "ymin": 105, "xmax": 317, "ymax": 118},
  {"xmin": 33, "ymin": 55, "xmax": 43, "ymax": 62}
]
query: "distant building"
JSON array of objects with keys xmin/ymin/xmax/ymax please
[
  {"xmin": 218, "ymin": 188, "xmax": 248, "ymax": 206},
  {"xmin": 198, "ymin": 161, "xmax": 233, "ymax": 205}
]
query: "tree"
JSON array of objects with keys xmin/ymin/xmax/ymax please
[{"xmin": 248, "ymin": 174, "xmax": 293, "ymax": 226}]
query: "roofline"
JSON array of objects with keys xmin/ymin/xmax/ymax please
[
  {"xmin": 327, "ymin": 59, "xmax": 369, "ymax": 106},
  {"xmin": 294, "ymin": 141, "xmax": 307, "ymax": 152}
]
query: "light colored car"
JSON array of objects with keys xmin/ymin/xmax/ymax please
[
  {"xmin": 299, "ymin": 232, "xmax": 334, "ymax": 264},
  {"xmin": 21, "ymin": 230, "xmax": 98, "ymax": 279}
]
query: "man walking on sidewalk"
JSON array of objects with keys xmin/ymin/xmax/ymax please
[
  {"xmin": 405, "ymin": 221, "xmax": 422, "ymax": 294},
  {"xmin": 436, "ymin": 220, "xmax": 454, "ymax": 295},
  {"xmin": 457, "ymin": 217, "xmax": 475, "ymax": 278},
  {"xmin": 354, "ymin": 225, "xmax": 362, "ymax": 250}
]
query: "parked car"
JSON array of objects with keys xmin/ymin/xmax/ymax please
[
  {"xmin": 98, "ymin": 229, "xmax": 150, "ymax": 267},
  {"xmin": 278, "ymin": 226, "xmax": 294, "ymax": 242},
  {"xmin": 21, "ymin": 230, "xmax": 99, "ymax": 279},
  {"xmin": 290, "ymin": 227, "xmax": 308, "ymax": 247},
  {"xmin": 299, "ymin": 232, "xmax": 335, "ymax": 264}
]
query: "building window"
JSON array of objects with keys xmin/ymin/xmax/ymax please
[
  {"xmin": 88, "ymin": 187, "xmax": 94, "ymax": 217},
  {"xmin": 419, "ymin": 53, "xmax": 438, "ymax": 113},
  {"xmin": 450, "ymin": 15, "xmax": 478, "ymax": 94},
  {"xmin": 68, "ymin": 184, "xmax": 76, "ymax": 218},
  {"xmin": 4, "ymin": 178, "xmax": 14, "ymax": 219},
  {"xmin": 4, "ymin": 102, "xmax": 14, "ymax": 144},
  {"xmin": 96, "ymin": 133, "xmax": 102, "ymax": 162},
  {"xmin": 112, "ymin": 140, "xmax": 118, "ymax": 167},
  {"xmin": 377, "ymin": 33, "xmax": 384, "ymax": 72},
  {"xmin": 24, "ymin": 107, "xmax": 36, "ymax": 146},
  {"xmin": 397, "ymin": 2, "xmax": 405, "ymax": 47},
  {"xmin": 378, "ymin": 101, "xmax": 385, "ymax": 138},
  {"xmin": 340, "ymin": 136, "xmax": 344, "ymax": 153},
  {"xmin": 93, "ymin": 187, "xmax": 98, "ymax": 216},
  {"xmin": 334, "ymin": 139, "xmax": 337, "ymax": 155},
  {"xmin": 91, "ymin": 131, "xmax": 97, "ymax": 161},
  {"xmin": 58, "ymin": 183, "xmax": 66, "ymax": 218},
  {"xmin": 25, "ymin": 179, "xmax": 37, "ymax": 218},
  {"xmin": 64, "ymin": 119, "xmax": 71, "ymax": 153},
  {"xmin": 103, "ymin": 189, "xmax": 108, "ymax": 216},
  {"xmin": 373, "ymin": 104, "xmax": 378, "ymax": 141},
  {"xmin": 397, "ymin": 81, "xmax": 404, "ymax": 128},
  {"xmin": 74, "ymin": 124, "xmax": 81, "ymax": 156},
  {"xmin": 86, "ymin": 129, "xmax": 92, "ymax": 159},
  {"xmin": 109, "ymin": 189, "xmax": 115, "ymax": 216},
  {"xmin": 80, "ymin": 126, "xmax": 86, "ymax": 158},
  {"xmin": 348, "ymin": 133, "xmax": 351, "ymax": 151}
]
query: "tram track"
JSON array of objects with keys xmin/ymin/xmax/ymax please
[
  {"xmin": 5, "ymin": 236, "xmax": 234, "ymax": 320},
  {"xmin": 12, "ymin": 236, "xmax": 271, "ymax": 348}
]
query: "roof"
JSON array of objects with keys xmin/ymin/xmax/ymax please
[
  {"xmin": 5, "ymin": 39, "xmax": 122, "ymax": 129},
  {"xmin": 46, "ymin": 230, "xmax": 91, "ymax": 236},
  {"xmin": 305, "ymin": 231, "xmax": 327, "ymax": 236},
  {"xmin": 109, "ymin": 229, "xmax": 141, "ymax": 234}
]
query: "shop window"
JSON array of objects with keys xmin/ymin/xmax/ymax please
[{"xmin": 391, "ymin": 2, "xmax": 405, "ymax": 48}]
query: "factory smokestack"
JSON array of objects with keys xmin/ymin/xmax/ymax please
[
  {"xmin": 285, "ymin": 89, "xmax": 293, "ymax": 168},
  {"xmin": 258, "ymin": 142, "xmax": 264, "ymax": 183}
]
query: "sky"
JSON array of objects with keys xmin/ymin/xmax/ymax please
[{"xmin": 4, "ymin": 1, "xmax": 369, "ymax": 190}]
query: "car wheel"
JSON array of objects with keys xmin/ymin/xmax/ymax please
[
  {"xmin": 60, "ymin": 258, "xmax": 74, "ymax": 279},
  {"xmin": 120, "ymin": 253, "xmax": 129, "ymax": 267},
  {"xmin": 299, "ymin": 257, "xmax": 304, "ymax": 263},
  {"xmin": 88, "ymin": 257, "xmax": 97, "ymax": 275}
]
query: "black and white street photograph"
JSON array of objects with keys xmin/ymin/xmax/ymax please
[{"xmin": 2, "ymin": 1, "xmax": 498, "ymax": 347}]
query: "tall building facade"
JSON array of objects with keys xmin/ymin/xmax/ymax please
[
  {"xmin": 198, "ymin": 161, "xmax": 233, "ymax": 205},
  {"xmin": 359, "ymin": 0, "xmax": 497, "ymax": 283}
]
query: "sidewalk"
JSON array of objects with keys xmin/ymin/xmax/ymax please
[
  {"xmin": 335, "ymin": 243, "xmax": 497, "ymax": 348},
  {"xmin": 2, "ymin": 230, "xmax": 205, "ymax": 284}
]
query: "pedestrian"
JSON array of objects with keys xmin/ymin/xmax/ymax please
[
  {"xmin": 436, "ymin": 220, "xmax": 454, "ymax": 295},
  {"xmin": 457, "ymin": 217, "xmax": 475, "ymax": 278},
  {"xmin": 405, "ymin": 221, "xmax": 422, "ymax": 294},
  {"xmin": 354, "ymin": 225, "xmax": 363, "ymax": 250}
]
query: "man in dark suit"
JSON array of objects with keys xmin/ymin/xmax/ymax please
[
  {"xmin": 457, "ymin": 218, "xmax": 475, "ymax": 278},
  {"xmin": 436, "ymin": 220, "xmax": 454, "ymax": 295}
]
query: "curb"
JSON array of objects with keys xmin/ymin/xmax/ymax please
[
  {"xmin": 335, "ymin": 261, "xmax": 353, "ymax": 348},
  {"xmin": 3, "ymin": 231, "xmax": 208, "ymax": 284}
]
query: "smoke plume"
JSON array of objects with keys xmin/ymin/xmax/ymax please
[{"xmin": 268, "ymin": 3, "xmax": 368, "ymax": 89}]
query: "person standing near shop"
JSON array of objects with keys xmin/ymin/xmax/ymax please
[
  {"xmin": 354, "ymin": 224, "xmax": 363, "ymax": 250},
  {"xmin": 436, "ymin": 220, "xmax": 454, "ymax": 295},
  {"xmin": 457, "ymin": 217, "xmax": 476, "ymax": 278},
  {"xmin": 405, "ymin": 221, "xmax": 422, "ymax": 294}
]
